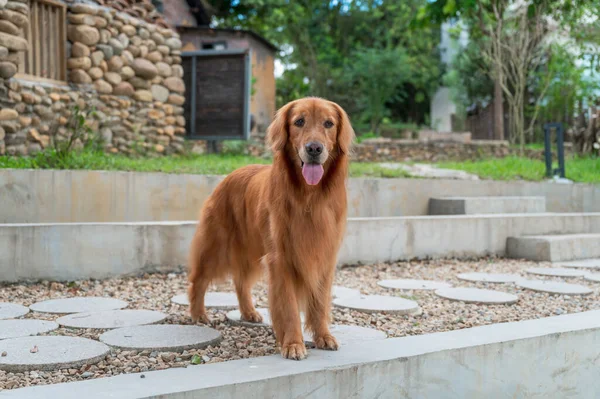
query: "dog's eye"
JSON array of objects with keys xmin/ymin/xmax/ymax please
[
  {"xmin": 294, "ymin": 118, "xmax": 305, "ymax": 127},
  {"xmin": 324, "ymin": 121, "xmax": 334, "ymax": 128}
]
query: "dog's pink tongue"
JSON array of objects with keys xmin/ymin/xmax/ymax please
[{"xmin": 302, "ymin": 163, "xmax": 324, "ymax": 185}]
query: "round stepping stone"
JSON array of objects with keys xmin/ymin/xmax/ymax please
[
  {"xmin": 378, "ymin": 279, "xmax": 451, "ymax": 290},
  {"xmin": 0, "ymin": 302, "xmax": 29, "ymax": 320},
  {"xmin": 584, "ymin": 274, "xmax": 600, "ymax": 283},
  {"xmin": 56, "ymin": 310, "xmax": 167, "ymax": 329},
  {"xmin": 0, "ymin": 320, "xmax": 59, "ymax": 340},
  {"xmin": 517, "ymin": 280, "xmax": 593, "ymax": 295},
  {"xmin": 332, "ymin": 286, "xmax": 360, "ymax": 299},
  {"xmin": 226, "ymin": 308, "xmax": 306, "ymax": 328},
  {"xmin": 29, "ymin": 297, "xmax": 128, "ymax": 314},
  {"xmin": 525, "ymin": 267, "xmax": 587, "ymax": 278},
  {"xmin": 435, "ymin": 288, "xmax": 518, "ymax": 304},
  {"xmin": 457, "ymin": 273, "xmax": 521, "ymax": 283},
  {"xmin": 99, "ymin": 325, "xmax": 222, "ymax": 351},
  {"xmin": 0, "ymin": 336, "xmax": 110, "ymax": 372},
  {"xmin": 304, "ymin": 325, "xmax": 386, "ymax": 348},
  {"xmin": 333, "ymin": 294, "xmax": 419, "ymax": 315},
  {"xmin": 557, "ymin": 259, "xmax": 600, "ymax": 269},
  {"xmin": 171, "ymin": 292, "xmax": 246, "ymax": 309}
]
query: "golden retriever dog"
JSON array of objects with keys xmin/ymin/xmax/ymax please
[{"xmin": 187, "ymin": 97, "xmax": 353, "ymax": 360}]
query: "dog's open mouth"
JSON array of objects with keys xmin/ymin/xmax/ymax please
[{"xmin": 301, "ymin": 161, "xmax": 324, "ymax": 185}]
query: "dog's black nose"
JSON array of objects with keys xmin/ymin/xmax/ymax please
[{"xmin": 305, "ymin": 142, "xmax": 323, "ymax": 157}]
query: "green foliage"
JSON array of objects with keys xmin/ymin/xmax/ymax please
[
  {"xmin": 345, "ymin": 47, "xmax": 410, "ymax": 133},
  {"xmin": 208, "ymin": 0, "xmax": 442, "ymax": 125}
]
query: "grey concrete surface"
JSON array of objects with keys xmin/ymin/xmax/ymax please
[
  {"xmin": 29, "ymin": 297, "xmax": 128, "ymax": 314},
  {"xmin": 332, "ymin": 294, "xmax": 419, "ymax": 314},
  {"xmin": 2, "ymin": 213, "xmax": 600, "ymax": 282},
  {"xmin": 0, "ymin": 320, "xmax": 59, "ymax": 340},
  {"xmin": 0, "ymin": 336, "xmax": 110, "ymax": 372},
  {"xmin": 428, "ymin": 196, "xmax": 546, "ymax": 215},
  {"xmin": 434, "ymin": 287, "xmax": 518, "ymax": 304},
  {"xmin": 0, "ymin": 303, "xmax": 29, "ymax": 320},
  {"xmin": 507, "ymin": 233, "xmax": 600, "ymax": 262},
  {"xmin": 377, "ymin": 279, "xmax": 451, "ymax": 290},
  {"xmin": 1, "ymin": 170, "xmax": 599, "ymax": 223},
  {"xmin": 4, "ymin": 310, "xmax": 600, "ymax": 398},
  {"xmin": 56, "ymin": 310, "xmax": 167, "ymax": 329},
  {"xmin": 99, "ymin": 325, "xmax": 222, "ymax": 351},
  {"xmin": 517, "ymin": 279, "xmax": 593, "ymax": 295},
  {"xmin": 456, "ymin": 272, "xmax": 521, "ymax": 283},
  {"xmin": 525, "ymin": 267, "xmax": 587, "ymax": 278}
]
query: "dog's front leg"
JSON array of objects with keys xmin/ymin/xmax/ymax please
[
  {"xmin": 306, "ymin": 262, "xmax": 339, "ymax": 351},
  {"xmin": 267, "ymin": 253, "xmax": 307, "ymax": 360}
]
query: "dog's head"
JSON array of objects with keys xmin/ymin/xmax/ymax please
[{"xmin": 266, "ymin": 97, "xmax": 354, "ymax": 186}]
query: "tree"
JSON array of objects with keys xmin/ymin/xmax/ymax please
[{"xmin": 345, "ymin": 47, "xmax": 410, "ymax": 133}]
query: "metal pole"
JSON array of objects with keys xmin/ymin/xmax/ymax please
[
  {"xmin": 543, "ymin": 124, "xmax": 552, "ymax": 178},
  {"xmin": 556, "ymin": 124, "xmax": 565, "ymax": 178}
]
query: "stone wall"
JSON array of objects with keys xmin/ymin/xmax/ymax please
[{"xmin": 0, "ymin": 0, "xmax": 186, "ymax": 156}]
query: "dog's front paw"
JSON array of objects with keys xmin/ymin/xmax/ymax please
[
  {"xmin": 281, "ymin": 342, "xmax": 307, "ymax": 360},
  {"xmin": 314, "ymin": 334, "xmax": 339, "ymax": 351},
  {"xmin": 241, "ymin": 309, "xmax": 264, "ymax": 323},
  {"xmin": 190, "ymin": 309, "xmax": 211, "ymax": 325}
]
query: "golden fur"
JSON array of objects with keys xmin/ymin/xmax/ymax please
[{"xmin": 187, "ymin": 97, "xmax": 354, "ymax": 360}]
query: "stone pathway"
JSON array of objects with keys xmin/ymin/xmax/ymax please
[
  {"xmin": 332, "ymin": 286, "xmax": 360, "ymax": 299},
  {"xmin": 516, "ymin": 280, "xmax": 593, "ymax": 295},
  {"xmin": 0, "ymin": 320, "xmax": 58, "ymax": 340},
  {"xmin": 303, "ymin": 325, "xmax": 387, "ymax": 347},
  {"xmin": 434, "ymin": 287, "xmax": 518, "ymax": 304},
  {"xmin": 0, "ymin": 303, "xmax": 29, "ymax": 320},
  {"xmin": 378, "ymin": 279, "xmax": 451, "ymax": 290},
  {"xmin": 29, "ymin": 297, "xmax": 128, "ymax": 314},
  {"xmin": 0, "ymin": 336, "xmax": 110, "ymax": 372},
  {"xmin": 556, "ymin": 259, "xmax": 600, "ymax": 269},
  {"xmin": 99, "ymin": 325, "xmax": 222, "ymax": 351},
  {"xmin": 456, "ymin": 272, "xmax": 521, "ymax": 283},
  {"xmin": 584, "ymin": 274, "xmax": 600, "ymax": 283},
  {"xmin": 333, "ymin": 294, "xmax": 420, "ymax": 315},
  {"xmin": 525, "ymin": 267, "xmax": 587, "ymax": 278},
  {"xmin": 56, "ymin": 310, "xmax": 167, "ymax": 329},
  {"xmin": 171, "ymin": 292, "xmax": 245, "ymax": 309}
]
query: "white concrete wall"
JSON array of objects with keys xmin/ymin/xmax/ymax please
[
  {"xmin": 6, "ymin": 310, "xmax": 600, "ymax": 398},
  {"xmin": 430, "ymin": 87, "xmax": 456, "ymax": 132},
  {"xmin": 1, "ymin": 170, "xmax": 599, "ymax": 223},
  {"xmin": 2, "ymin": 213, "xmax": 599, "ymax": 282}
]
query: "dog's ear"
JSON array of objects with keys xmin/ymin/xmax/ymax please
[
  {"xmin": 332, "ymin": 102, "xmax": 355, "ymax": 155},
  {"xmin": 267, "ymin": 101, "xmax": 294, "ymax": 152}
]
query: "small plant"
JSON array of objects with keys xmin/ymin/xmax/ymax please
[{"xmin": 33, "ymin": 105, "xmax": 102, "ymax": 169}]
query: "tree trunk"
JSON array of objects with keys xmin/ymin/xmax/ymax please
[{"xmin": 493, "ymin": 78, "xmax": 504, "ymax": 141}]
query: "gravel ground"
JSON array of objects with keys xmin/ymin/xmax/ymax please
[{"xmin": 1, "ymin": 257, "xmax": 599, "ymax": 390}]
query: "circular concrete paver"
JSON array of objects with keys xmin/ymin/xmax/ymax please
[
  {"xmin": 99, "ymin": 325, "xmax": 222, "ymax": 351},
  {"xmin": 525, "ymin": 267, "xmax": 587, "ymax": 278},
  {"xmin": 435, "ymin": 288, "xmax": 518, "ymax": 304},
  {"xmin": 517, "ymin": 280, "xmax": 593, "ymax": 295},
  {"xmin": 584, "ymin": 274, "xmax": 600, "ymax": 283},
  {"xmin": 304, "ymin": 325, "xmax": 387, "ymax": 348},
  {"xmin": 0, "ymin": 320, "xmax": 59, "ymax": 340},
  {"xmin": 556, "ymin": 259, "xmax": 600, "ymax": 269},
  {"xmin": 378, "ymin": 279, "xmax": 451, "ymax": 291},
  {"xmin": 56, "ymin": 310, "xmax": 167, "ymax": 329},
  {"xmin": 171, "ymin": 292, "xmax": 247, "ymax": 309},
  {"xmin": 29, "ymin": 297, "xmax": 128, "ymax": 314},
  {"xmin": 457, "ymin": 273, "xmax": 521, "ymax": 284},
  {"xmin": 226, "ymin": 308, "xmax": 272, "ymax": 328},
  {"xmin": 0, "ymin": 303, "xmax": 29, "ymax": 320},
  {"xmin": 333, "ymin": 294, "xmax": 419, "ymax": 315},
  {"xmin": 226, "ymin": 308, "xmax": 306, "ymax": 328},
  {"xmin": 0, "ymin": 336, "xmax": 110, "ymax": 372},
  {"xmin": 332, "ymin": 286, "xmax": 360, "ymax": 299}
]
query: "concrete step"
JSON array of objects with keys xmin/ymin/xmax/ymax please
[
  {"xmin": 506, "ymin": 234, "xmax": 600, "ymax": 262},
  {"xmin": 429, "ymin": 196, "xmax": 546, "ymax": 215}
]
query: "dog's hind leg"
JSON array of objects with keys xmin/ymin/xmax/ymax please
[{"xmin": 232, "ymin": 258, "xmax": 263, "ymax": 323}]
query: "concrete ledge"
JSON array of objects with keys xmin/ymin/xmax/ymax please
[
  {"xmin": 1, "ymin": 170, "xmax": 599, "ymax": 223},
  {"xmin": 4, "ymin": 310, "xmax": 600, "ymax": 398},
  {"xmin": 2, "ymin": 213, "xmax": 600, "ymax": 282},
  {"xmin": 507, "ymin": 233, "xmax": 600, "ymax": 262},
  {"xmin": 428, "ymin": 196, "xmax": 546, "ymax": 215}
]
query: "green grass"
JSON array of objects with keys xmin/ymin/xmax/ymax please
[
  {"xmin": 439, "ymin": 156, "xmax": 600, "ymax": 184},
  {"xmin": 0, "ymin": 150, "xmax": 411, "ymax": 178},
  {"xmin": 1, "ymin": 150, "xmax": 597, "ymax": 182}
]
